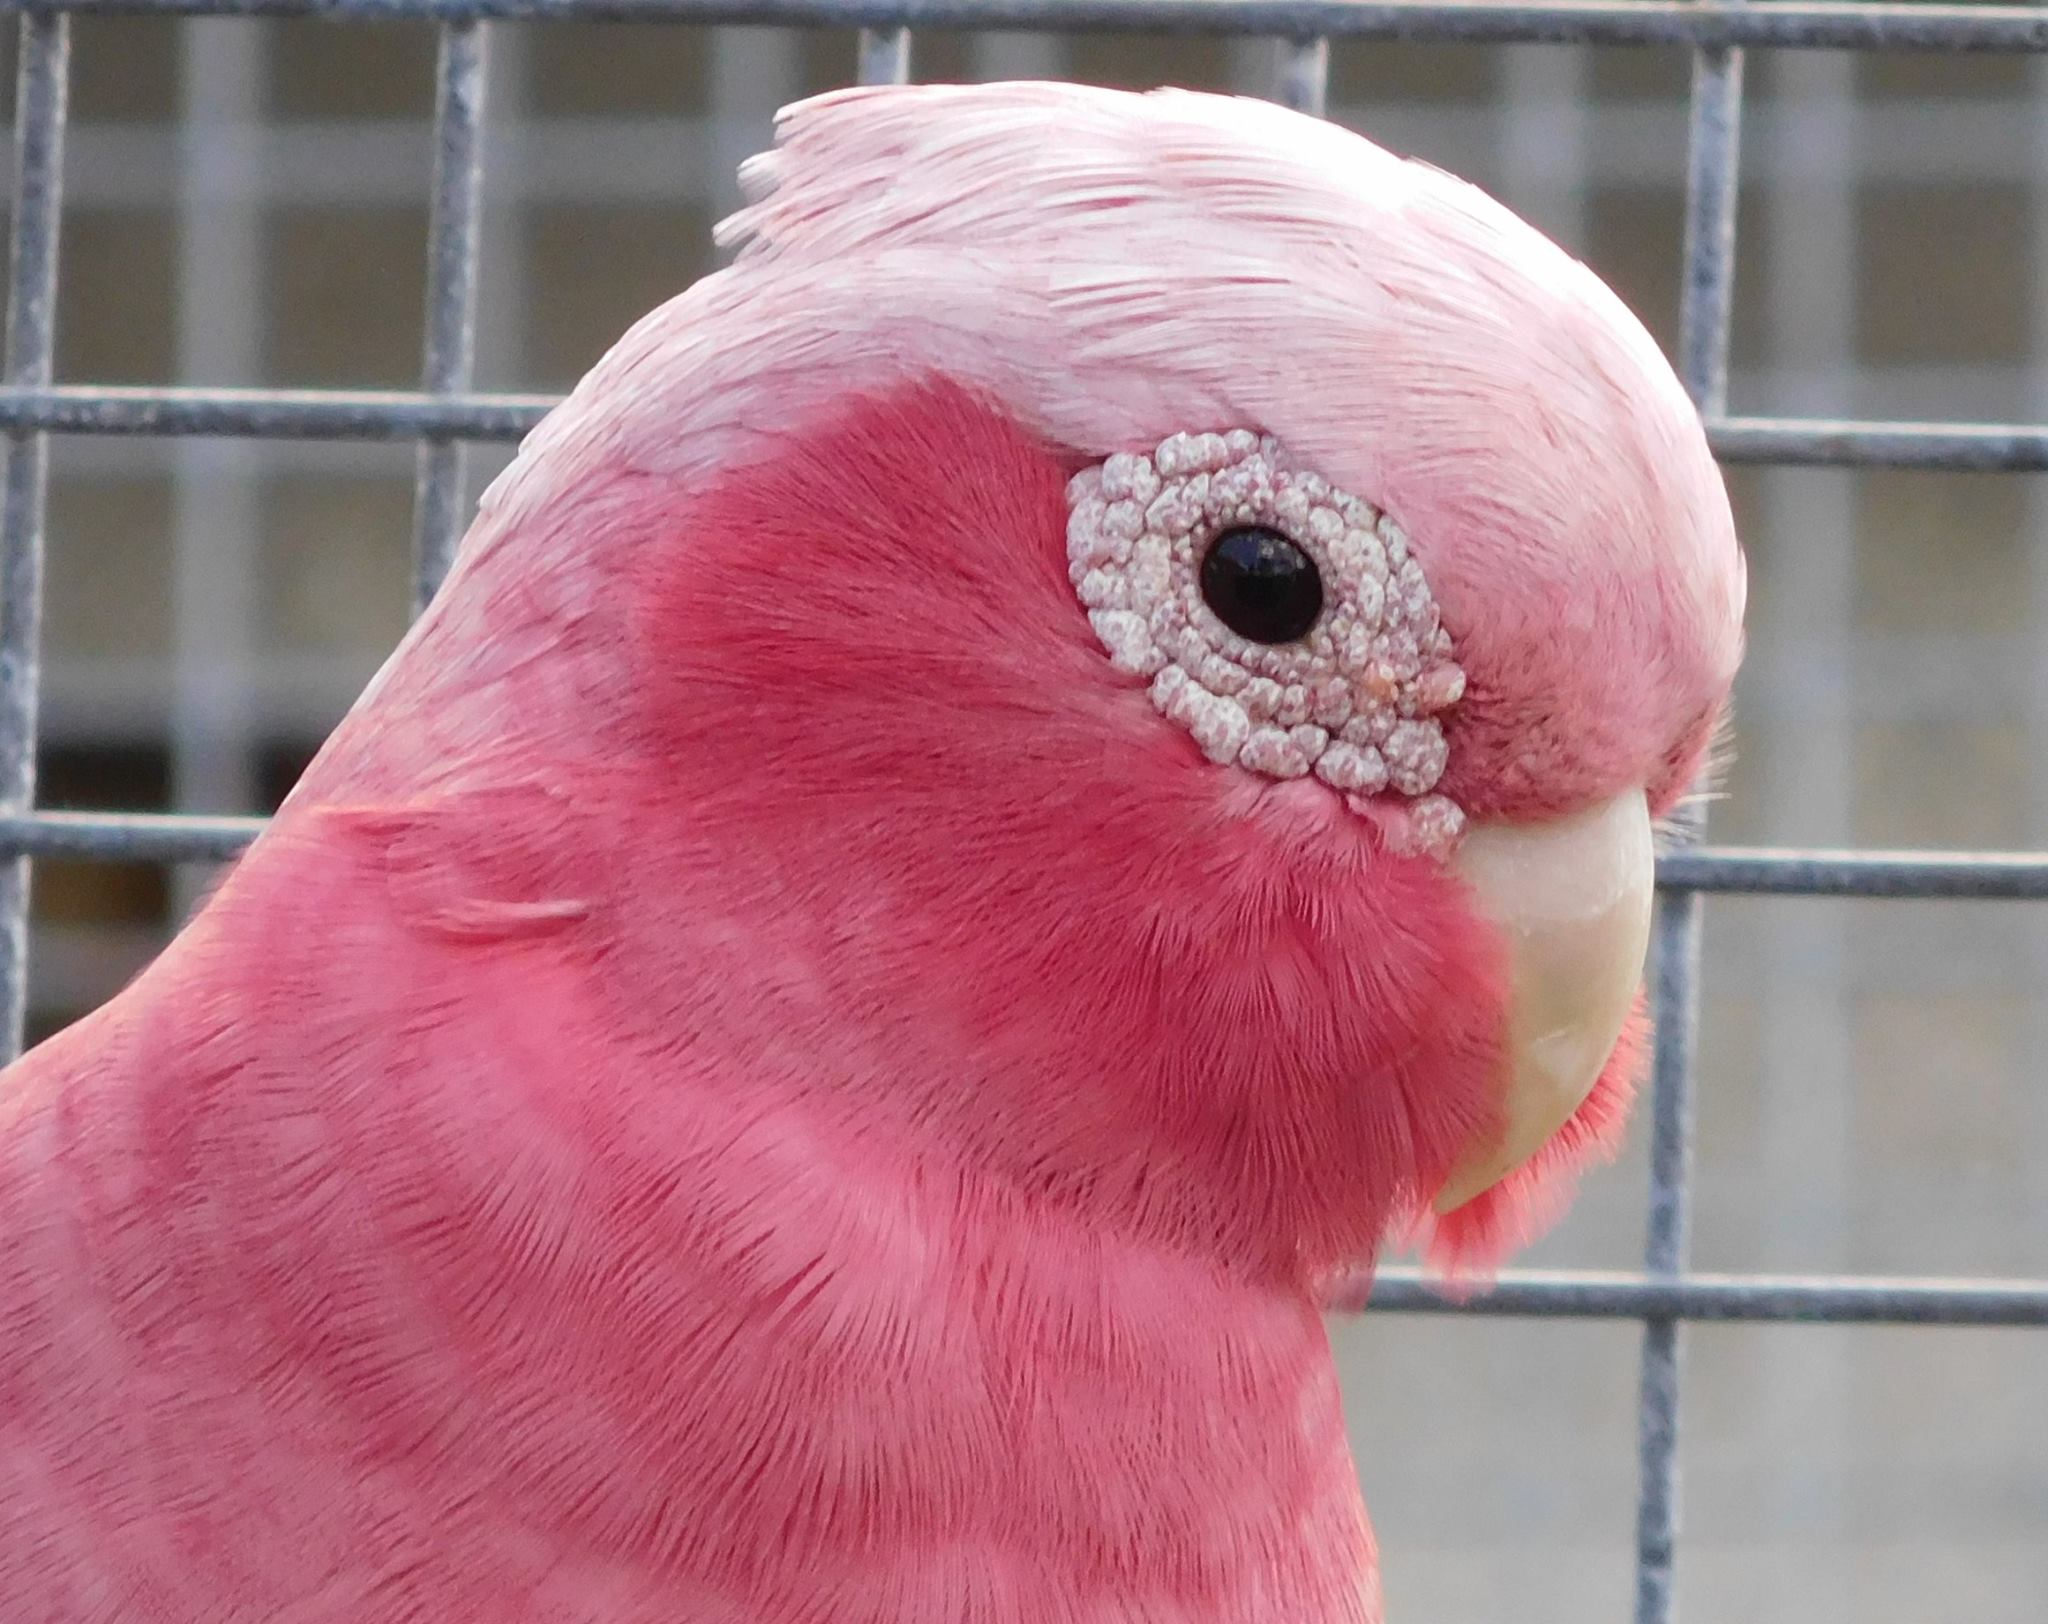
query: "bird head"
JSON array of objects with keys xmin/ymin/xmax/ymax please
[{"xmin": 336, "ymin": 83, "xmax": 1744, "ymax": 1291}]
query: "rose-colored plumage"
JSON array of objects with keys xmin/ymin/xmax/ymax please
[{"xmin": 0, "ymin": 83, "xmax": 1743, "ymax": 1621}]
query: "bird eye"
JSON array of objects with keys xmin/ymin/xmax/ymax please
[
  {"xmin": 1200, "ymin": 525, "xmax": 1324, "ymax": 645},
  {"xmin": 1066, "ymin": 430, "xmax": 1465, "ymax": 824}
]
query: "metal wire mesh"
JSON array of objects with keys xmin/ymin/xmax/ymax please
[{"xmin": 2, "ymin": 4, "xmax": 2044, "ymax": 1622}]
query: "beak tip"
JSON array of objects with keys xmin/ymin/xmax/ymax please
[{"xmin": 1431, "ymin": 789, "xmax": 1656, "ymax": 1211}]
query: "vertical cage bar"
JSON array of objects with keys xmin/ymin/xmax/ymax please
[
  {"xmin": 412, "ymin": 21, "xmax": 491, "ymax": 615},
  {"xmin": 1277, "ymin": 36, "xmax": 1329, "ymax": 117},
  {"xmin": 856, "ymin": 26, "xmax": 912, "ymax": 85},
  {"xmin": 1633, "ymin": 892, "xmax": 1704, "ymax": 1624},
  {"xmin": 0, "ymin": 16, "xmax": 70, "ymax": 1061},
  {"xmin": 1633, "ymin": 29, "xmax": 1744, "ymax": 1624},
  {"xmin": 1676, "ymin": 45, "xmax": 1746, "ymax": 422}
]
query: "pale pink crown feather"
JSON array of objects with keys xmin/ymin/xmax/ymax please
[{"xmin": 431, "ymin": 81, "xmax": 1743, "ymax": 826}]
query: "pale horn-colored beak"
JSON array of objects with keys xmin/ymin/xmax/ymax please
[{"xmin": 1432, "ymin": 789, "xmax": 1657, "ymax": 1215}]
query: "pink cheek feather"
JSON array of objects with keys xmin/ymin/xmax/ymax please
[{"xmin": 597, "ymin": 374, "xmax": 1582, "ymax": 1285}]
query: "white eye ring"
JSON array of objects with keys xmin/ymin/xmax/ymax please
[{"xmin": 1066, "ymin": 430, "xmax": 1465, "ymax": 824}]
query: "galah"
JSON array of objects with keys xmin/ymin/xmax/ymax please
[{"xmin": 0, "ymin": 82, "xmax": 1744, "ymax": 1623}]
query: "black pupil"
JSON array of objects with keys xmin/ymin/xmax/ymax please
[{"xmin": 1199, "ymin": 526, "xmax": 1324, "ymax": 645}]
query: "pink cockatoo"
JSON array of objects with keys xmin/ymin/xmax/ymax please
[{"xmin": 0, "ymin": 83, "xmax": 1743, "ymax": 1622}]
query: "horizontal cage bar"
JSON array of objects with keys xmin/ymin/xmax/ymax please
[
  {"xmin": 1713, "ymin": 416, "xmax": 2048, "ymax": 474},
  {"xmin": 5, "ymin": 814, "xmax": 2048, "ymax": 900},
  {"xmin": 1367, "ymin": 1267, "xmax": 2048, "ymax": 1327},
  {"xmin": 9, "ymin": 0, "xmax": 2048, "ymax": 52},
  {"xmin": 0, "ymin": 811, "xmax": 264, "ymax": 862},
  {"xmin": 0, "ymin": 385, "xmax": 553, "ymax": 440},
  {"xmin": 0, "ymin": 389, "xmax": 2044, "ymax": 475},
  {"xmin": 1657, "ymin": 848, "xmax": 2048, "ymax": 900}
]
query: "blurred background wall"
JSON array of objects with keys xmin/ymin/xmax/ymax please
[{"xmin": 3, "ymin": 20, "xmax": 2043, "ymax": 1623}]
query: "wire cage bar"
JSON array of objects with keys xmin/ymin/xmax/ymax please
[
  {"xmin": 1, "ymin": 15, "xmax": 67, "ymax": 1061},
  {"xmin": 5, "ymin": 392, "xmax": 2048, "ymax": 477},
  {"xmin": 10, "ymin": 0, "xmax": 2048, "ymax": 51},
  {"xmin": 412, "ymin": 22, "xmax": 492, "ymax": 612},
  {"xmin": 1276, "ymin": 34, "xmax": 1328, "ymax": 117},
  {"xmin": 1628, "ymin": 30, "xmax": 1744, "ymax": 1624},
  {"xmin": 857, "ymin": 22, "xmax": 914, "ymax": 81},
  {"xmin": 1, "ymin": 1, "xmax": 2043, "ymax": 1620}
]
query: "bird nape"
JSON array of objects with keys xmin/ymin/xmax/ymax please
[{"xmin": 0, "ymin": 81, "xmax": 1744, "ymax": 1624}]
